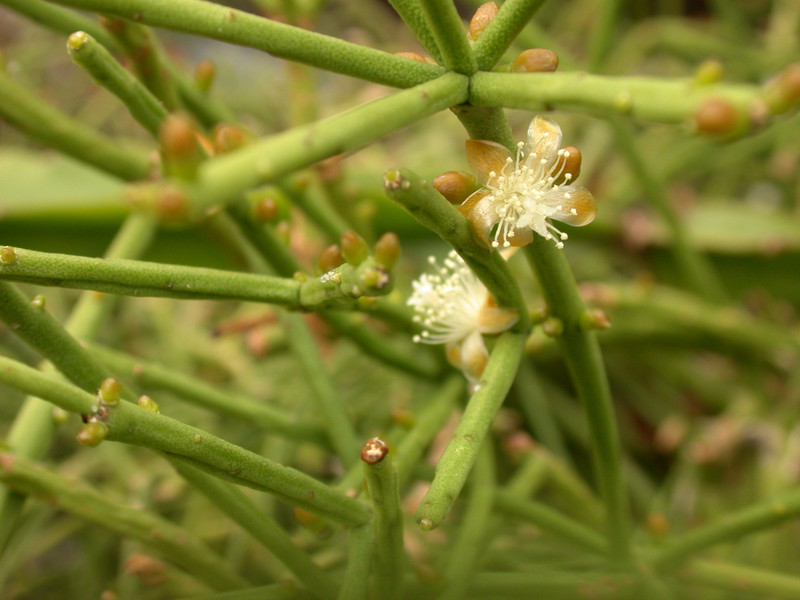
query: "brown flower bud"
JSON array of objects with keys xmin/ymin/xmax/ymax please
[
  {"xmin": 317, "ymin": 244, "xmax": 345, "ymax": 273},
  {"xmin": 213, "ymin": 124, "xmax": 250, "ymax": 154},
  {"xmin": 511, "ymin": 49, "xmax": 559, "ymax": 73},
  {"xmin": 77, "ymin": 422, "xmax": 108, "ymax": 447},
  {"xmin": 692, "ymin": 98, "xmax": 742, "ymax": 135},
  {"xmin": 254, "ymin": 197, "xmax": 279, "ymax": 222},
  {"xmin": 194, "ymin": 60, "xmax": 216, "ymax": 92},
  {"xmin": 340, "ymin": 230, "xmax": 369, "ymax": 266},
  {"xmin": 361, "ymin": 437, "xmax": 389, "ymax": 464},
  {"xmin": 374, "ymin": 232, "xmax": 401, "ymax": 269},
  {"xmin": 433, "ymin": 171, "xmax": 477, "ymax": 204},
  {"xmin": 468, "ymin": 2, "xmax": 499, "ymax": 42}
]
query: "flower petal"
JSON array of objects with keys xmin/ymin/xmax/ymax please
[
  {"xmin": 478, "ymin": 304, "xmax": 519, "ymax": 334},
  {"xmin": 459, "ymin": 189, "xmax": 497, "ymax": 247},
  {"xmin": 465, "ymin": 139, "xmax": 512, "ymax": 185},
  {"xmin": 459, "ymin": 329, "xmax": 489, "ymax": 383},
  {"xmin": 525, "ymin": 116, "xmax": 563, "ymax": 167},
  {"xmin": 542, "ymin": 186, "xmax": 597, "ymax": 226}
]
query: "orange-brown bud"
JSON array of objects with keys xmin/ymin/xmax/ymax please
[
  {"xmin": 374, "ymin": 232, "xmax": 401, "ymax": 269},
  {"xmin": 77, "ymin": 422, "xmax": 108, "ymax": 447},
  {"xmin": 340, "ymin": 230, "xmax": 369, "ymax": 266},
  {"xmin": 159, "ymin": 113, "xmax": 197, "ymax": 158},
  {"xmin": 318, "ymin": 244, "xmax": 345, "ymax": 273},
  {"xmin": 158, "ymin": 186, "xmax": 190, "ymax": 221},
  {"xmin": 511, "ymin": 48, "xmax": 559, "ymax": 73},
  {"xmin": 361, "ymin": 437, "xmax": 389, "ymax": 464},
  {"xmin": 194, "ymin": 59, "xmax": 216, "ymax": 92},
  {"xmin": 433, "ymin": 171, "xmax": 478, "ymax": 205},
  {"xmin": 580, "ymin": 308, "xmax": 611, "ymax": 331},
  {"xmin": 395, "ymin": 51, "xmax": 429, "ymax": 63},
  {"xmin": 692, "ymin": 98, "xmax": 743, "ymax": 135},
  {"xmin": 764, "ymin": 62, "xmax": 800, "ymax": 114},
  {"xmin": 254, "ymin": 197, "xmax": 279, "ymax": 222},
  {"xmin": 213, "ymin": 124, "xmax": 250, "ymax": 154},
  {"xmin": 468, "ymin": 2, "xmax": 499, "ymax": 42}
]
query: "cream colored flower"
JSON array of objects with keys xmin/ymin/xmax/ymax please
[
  {"xmin": 408, "ymin": 250, "xmax": 517, "ymax": 387},
  {"xmin": 460, "ymin": 115, "xmax": 596, "ymax": 249}
]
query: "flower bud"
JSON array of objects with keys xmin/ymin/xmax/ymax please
[
  {"xmin": 254, "ymin": 197, "xmax": 279, "ymax": 222},
  {"xmin": 374, "ymin": 232, "xmax": 401, "ymax": 269},
  {"xmin": 66, "ymin": 31, "xmax": 89, "ymax": 52},
  {"xmin": 433, "ymin": 171, "xmax": 478, "ymax": 205},
  {"xmin": 99, "ymin": 377, "xmax": 122, "ymax": 406},
  {"xmin": 317, "ymin": 244, "xmax": 344, "ymax": 273},
  {"xmin": 137, "ymin": 395, "xmax": 160, "ymax": 413},
  {"xmin": 693, "ymin": 59, "xmax": 724, "ymax": 86},
  {"xmin": 157, "ymin": 186, "xmax": 190, "ymax": 221},
  {"xmin": 31, "ymin": 294, "xmax": 46, "ymax": 309},
  {"xmin": 395, "ymin": 51, "xmax": 429, "ymax": 63},
  {"xmin": 213, "ymin": 124, "xmax": 250, "ymax": 154},
  {"xmin": 77, "ymin": 421, "xmax": 108, "ymax": 446},
  {"xmin": 511, "ymin": 48, "xmax": 559, "ymax": 73},
  {"xmin": 159, "ymin": 113, "xmax": 204, "ymax": 179},
  {"xmin": 692, "ymin": 98, "xmax": 743, "ymax": 136},
  {"xmin": 541, "ymin": 316, "xmax": 564, "ymax": 337},
  {"xmin": 468, "ymin": 2, "xmax": 499, "ymax": 42},
  {"xmin": 764, "ymin": 62, "xmax": 800, "ymax": 114},
  {"xmin": 194, "ymin": 59, "xmax": 216, "ymax": 92},
  {"xmin": 0, "ymin": 246, "xmax": 17, "ymax": 265},
  {"xmin": 580, "ymin": 308, "xmax": 611, "ymax": 331},
  {"xmin": 361, "ymin": 437, "xmax": 389, "ymax": 464},
  {"xmin": 340, "ymin": 230, "xmax": 369, "ymax": 265}
]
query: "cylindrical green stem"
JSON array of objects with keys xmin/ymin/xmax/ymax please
[
  {"xmin": 682, "ymin": 559, "xmax": 800, "ymax": 599},
  {"xmin": 469, "ymin": 71, "xmax": 765, "ymax": 124},
  {"xmin": 47, "ymin": 0, "xmax": 445, "ymax": 88},
  {"xmin": 386, "ymin": 0, "xmax": 443, "ymax": 63},
  {"xmin": 362, "ymin": 440, "xmax": 404, "ymax": 599},
  {"xmin": 337, "ymin": 524, "xmax": 372, "ymax": 600},
  {"xmin": 418, "ymin": 0, "xmax": 476, "ymax": 74},
  {"xmin": 0, "ymin": 451, "xmax": 248, "ymax": 591},
  {"xmin": 416, "ymin": 332, "xmax": 526, "ymax": 529},
  {"xmin": 67, "ymin": 31, "xmax": 168, "ymax": 138},
  {"xmin": 0, "ymin": 70, "xmax": 151, "ymax": 181},
  {"xmin": 471, "ymin": 0, "xmax": 547, "ymax": 71},
  {"xmin": 524, "ymin": 239, "xmax": 631, "ymax": 561},
  {"xmin": 169, "ymin": 458, "xmax": 337, "ymax": 600}
]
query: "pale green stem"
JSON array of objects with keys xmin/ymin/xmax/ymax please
[
  {"xmin": 67, "ymin": 31, "xmax": 168, "ymax": 138},
  {"xmin": 472, "ymin": 0, "xmax": 547, "ymax": 71},
  {"xmin": 418, "ymin": 0, "xmax": 477, "ymax": 74},
  {"xmin": 0, "ymin": 246, "xmax": 393, "ymax": 309},
  {"xmin": 588, "ymin": 0, "xmax": 624, "ymax": 71},
  {"xmin": 169, "ymin": 458, "xmax": 337, "ymax": 600},
  {"xmin": 682, "ymin": 559, "xmax": 800, "ymax": 599},
  {"xmin": 416, "ymin": 332, "xmax": 526, "ymax": 529},
  {"xmin": 467, "ymin": 571, "xmax": 636, "ymax": 598},
  {"xmin": 0, "ymin": 451, "xmax": 248, "ymax": 591},
  {"xmin": 0, "ymin": 70, "xmax": 151, "ymax": 181},
  {"xmin": 177, "ymin": 585, "xmax": 310, "ymax": 600},
  {"xmin": 47, "ymin": 0, "xmax": 445, "ymax": 88},
  {"xmin": 469, "ymin": 71, "xmax": 767, "ymax": 124},
  {"xmin": 86, "ymin": 343, "xmax": 330, "ymax": 446},
  {"xmin": 337, "ymin": 524, "xmax": 372, "ymax": 600},
  {"xmin": 386, "ymin": 0, "xmax": 444, "ymax": 63},
  {"xmin": 524, "ymin": 239, "xmax": 631, "ymax": 561},
  {"xmin": 362, "ymin": 447, "xmax": 404, "ymax": 599}
]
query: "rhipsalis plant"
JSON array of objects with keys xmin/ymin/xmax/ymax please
[{"xmin": 1, "ymin": 1, "xmax": 800, "ymax": 599}]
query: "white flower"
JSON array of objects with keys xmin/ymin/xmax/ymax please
[
  {"xmin": 460, "ymin": 115, "xmax": 596, "ymax": 249},
  {"xmin": 407, "ymin": 250, "xmax": 518, "ymax": 386}
]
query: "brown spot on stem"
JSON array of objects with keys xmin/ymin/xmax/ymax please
[{"xmin": 361, "ymin": 437, "xmax": 389, "ymax": 464}]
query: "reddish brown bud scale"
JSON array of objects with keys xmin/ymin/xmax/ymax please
[
  {"xmin": 318, "ymin": 244, "xmax": 345, "ymax": 273},
  {"xmin": 253, "ymin": 197, "xmax": 279, "ymax": 222},
  {"xmin": 158, "ymin": 186, "xmax": 190, "ymax": 221},
  {"xmin": 340, "ymin": 230, "xmax": 369, "ymax": 265},
  {"xmin": 511, "ymin": 49, "xmax": 559, "ymax": 73},
  {"xmin": 433, "ymin": 171, "xmax": 478, "ymax": 205},
  {"xmin": 468, "ymin": 2, "xmax": 499, "ymax": 42},
  {"xmin": 374, "ymin": 232, "xmax": 401, "ymax": 269},
  {"xmin": 159, "ymin": 113, "xmax": 198, "ymax": 158},
  {"xmin": 361, "ymin": 437, "xmax": 389, "ymax": 464}
]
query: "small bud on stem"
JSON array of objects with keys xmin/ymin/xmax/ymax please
[
  {"xmin": 511, "ymin": 49, "xmax": 559, "ymax": 73},
  {"xmin": 468, "ymin": 2, "xmax": 499, "ymax": 42}
]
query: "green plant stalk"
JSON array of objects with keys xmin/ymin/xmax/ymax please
[
  {"xmin": 224, "ymin": 204, "xmax": 441, "ymax": 378},
  {"xmin": 513, "ymin": 362, "xmax": 569, "ymax": 461},
  {"xmin": 283, "ymin": 312, "xmax": 361, "ymax": 467},
  {"xmin": 438, "ymin": 444, "xmax": 496, "ymax": 600},
  {"xmin": 362, "ymin": 448, "xmax": 404, "ymax": 599},
  {"xmin": 682, "ymin": 559, "xmax": 800, "ymax": 599},
  {"xmin": 47, "ymin": 0, "xmax": 445, "ymax": 88},
  {"xmin": 0, "ymin": 70, "xmax": 151, "ymax": 181},
  {"xmin": 0, "ymin": 247, "xmax": 393, "ymax": 309},
  {"xmin": 178, "ymin": 585, "xmax": 309, "ymax": 600},
  {"xmin": 67, "ymin": 31, "xmax": 168, "ymax": 138},
  {"xmin": 588, "ymin": 0, "xmax": 624, "ymax": 71},
  {"xmin": 469, "ymin": 72, "xmax": 766, "ymax": 124},
  {"xmin": 169, "ymin": 62, "xmax": 237, "ymax": 129},
  {"xmin": 383, "ymin": 168, "xmax": 529, "ymax": 330},
  {"xmin": 386, "ymin": 0, "xmax": 443, "ymax": 63},
  {"xmin": 418, "ymin": 0, "xmax": 476, "ymax": 74},
  {"xmin": 471, "ymin": 0, "xmax": 547, "ymax": 71},
  {"xmin": 416, "ymin": 332, "xmax": 526, "ymax": 529},
  {"xmin": 86, "ymin": 343, "xmax": 330, "ymax": 446},
  {"xmin": 494, "ymin": 490, "xmax": 607, "ymax": 554},
  {"xmin": 0, "ymin": 0, "xmax": 121, "ymax": 50},
  {"xmin": 450, "ymin": 104, "xmax": 516, "ymax": 150},
  {"xmin": 0, "ymin": 358, "xmax": 371, "ymax": 526},
  {"xmin": 610, "ymin": 117, "xmax": 726, "ymax": 302},
  {"xmin": 0, "ymin": 451, "xmax": 248, "ymax": 591},
  {"xmin": 183, "ymin": 73, "xmax": 468, "ymax": 215},
  {"xmin": 337, "ymin": 524, "xmax": 371, "ymax": 600},
  {"xmin": 0, "ymin": 214, "xmax": 155, "ymax": 552},
  {"xmin": 279, "ymin": 177, "xmax": 352, "ymax": 241},
  {"xmin": 524, "ymin": 238, "xmax": 631, "ymax": 561},
  {"xmin": 169, "ymin": 458, "xmax": 337, "ymax": 600},
  {"xmin": 651, "ymin": 487, "xmax": 800, "ymax": 570},
  {"xmin": 467, "ymin": 571, "xmax": 636, "ymax": 598}
]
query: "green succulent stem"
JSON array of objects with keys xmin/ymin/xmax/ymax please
[
  {"xmin": 386, "ymin": 0, "xmax": 444, "ymax": 63},
  {"xmin": 524, "ymin": 239, "xmax": 631, "ymax": 562},
  {"xmin": 47, "ymin": 0, "xmax": 445, "ymax": 88},
  {"xmin": 337, "ymin": 524, "xmax": 372, "ymax": 600},
  {"xmin": 0, "ymin": 451, "xmax": 248, "ymax": 591},
  {"xmin": 682, "ymin": 559, "xmax": 800, "ymax": 599},
  {"xmin": 418, "ymin": 0, "xmax": 476, "ymax": 74},
  {"xmin": 0, "ymin": 246, "xmax": 392, "ymax": 309},
  {"xmin": 67, "ymin": 31, "xmax": 168, "ymax": 138},
  {"xmin": 469, "ymin": 71, "xmax": 767, "ymax": 124},
  {"xmin": 0, "ymin": 70, "xmax": 151, "ymax": 181},
  {"xmin": 471, "ymin": 0, "xmax": 548, "ymax": 71},
  {"xmin": 416, "ymin": 332, "xmax": 526, "ymax": 529}
]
